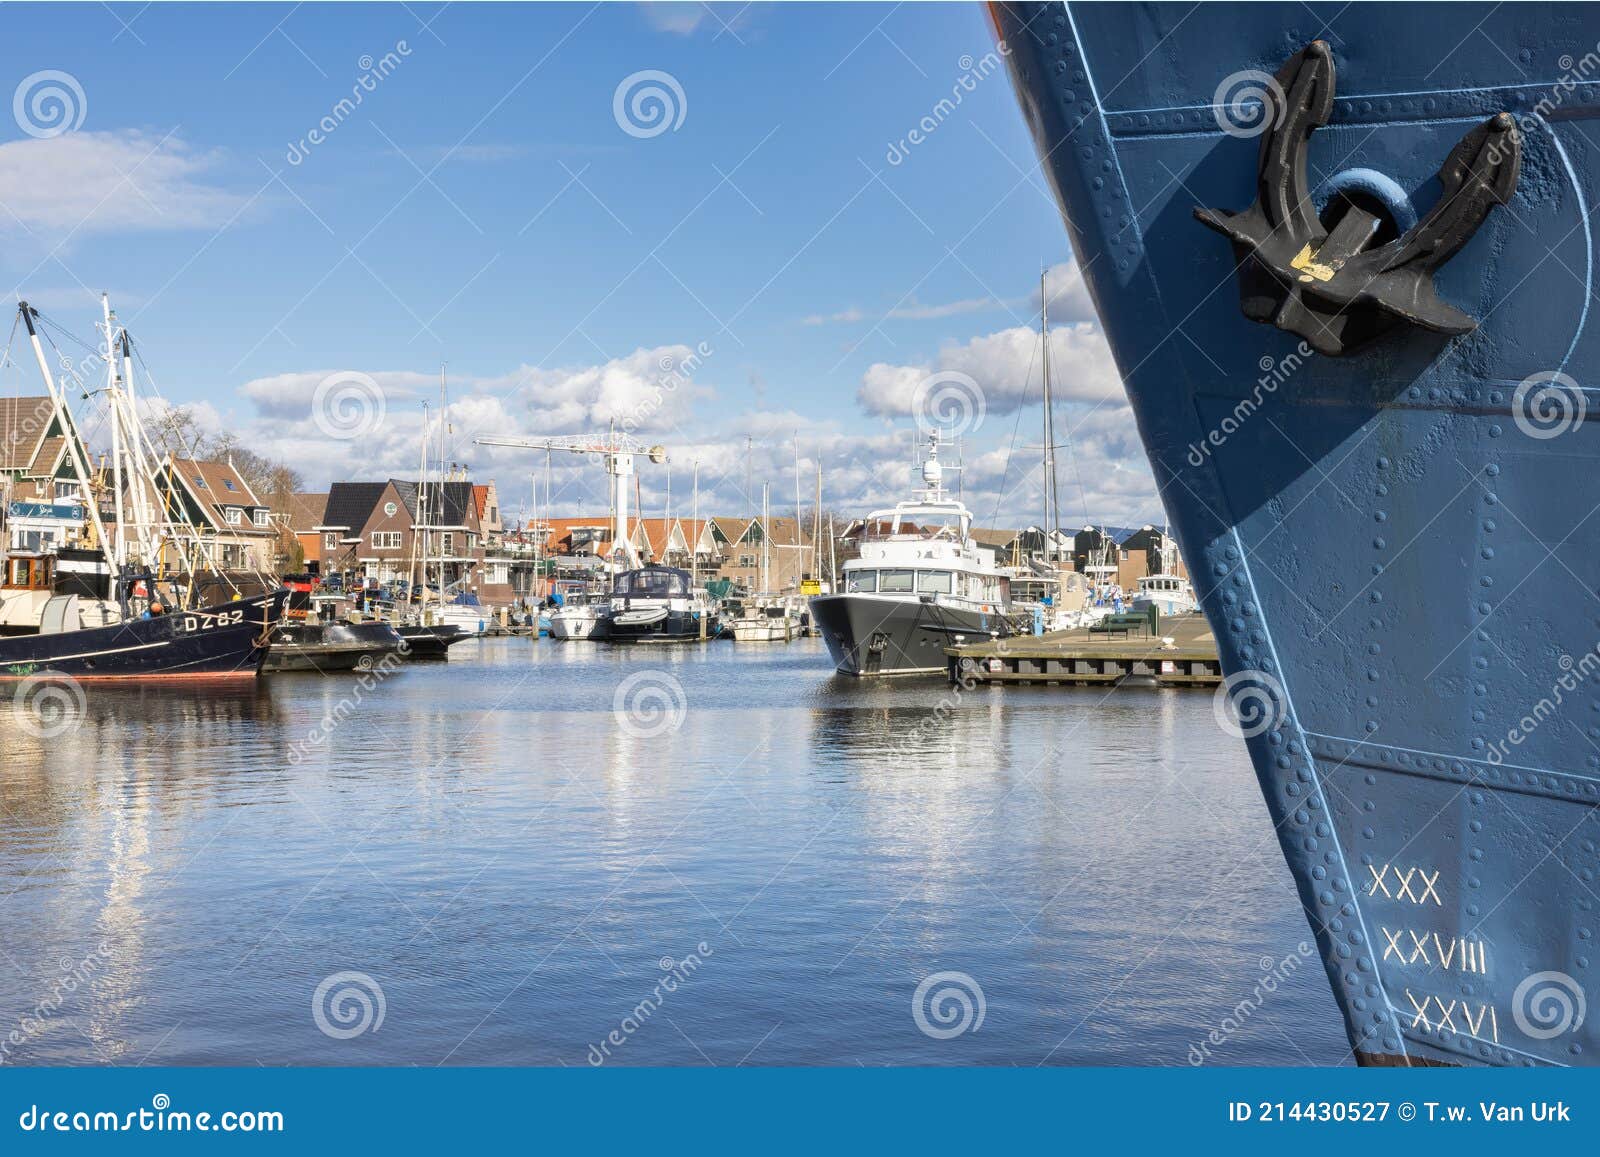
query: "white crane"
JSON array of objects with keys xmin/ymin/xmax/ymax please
[{"xmin": 474, "ymin": 429, "xmax": 667, "ymax": 572}]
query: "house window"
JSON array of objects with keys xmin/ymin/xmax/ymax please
[
  {"xmin": 371, "ymin": 531, "xmax": 402, "ymax": 550},
  {"xmin": 193, "ymin": 475, "xmax": 207, "ymax": 489},
  {"xmin": 253, "ymin": 510, "xmax": 269, "ymax": 527},
  {"xmin": 441, "ymin": 532, "xmax": 453, "ymax": 554},
  {"xmin": 223, "ymin": 478, "xmax": 237, "ymax": 492},
  {"xmin": 738, "ymin": 554, "xmax": 755, "ymax": 567},
  {"xmin": 324, "ymin": 533, "xmax": 338, "ymax": 550},
  {"xmin": 225, "ymin": 508, "xmax": 242, "ymax": 525}
]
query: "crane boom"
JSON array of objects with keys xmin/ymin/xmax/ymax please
[{"xmin": 474, "ymin": 431, "xmax": 669, "ymax": 571}]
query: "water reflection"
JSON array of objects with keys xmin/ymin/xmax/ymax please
[{"xmin": 0, "ymin": 640, "xmax": 1345, "ymax": 1066}]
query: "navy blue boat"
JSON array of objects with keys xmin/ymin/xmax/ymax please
[
  {"xmin": 0, "ymin": 590, "xmax": 286, "ymax": 680},
  {"xmin": 996, "ymin": 1, "xmax": 1600, "ymax": 1066}
]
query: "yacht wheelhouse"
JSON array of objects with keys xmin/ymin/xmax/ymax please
[{"xmin": 810, "ymin": 433, "xmax": 1019, "ymax": 676}]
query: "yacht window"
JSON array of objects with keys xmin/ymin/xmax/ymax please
[
  {"xmin": 615, "ymin": 569, "xmax": 687, "ymax": 598},
  {"xmin": 917, "ymin": 571, "xmax": 953, "ymax": 594},
  {"xmin": 879, "ymin": 569, "xmax": 914, "ymax": 593},
  {"xmin": 845, "ymin": 570, "xmax": 876, "ymax": 593}
]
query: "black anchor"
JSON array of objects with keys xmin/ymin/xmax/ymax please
[{"xmin": 1194, "ymin": 40, "xmax": 1521, "ymax": 357}]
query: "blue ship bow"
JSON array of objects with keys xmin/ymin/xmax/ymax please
[{"xmin": 996, "ymin": 1, "xmax": 1600, "ymax": 1066}]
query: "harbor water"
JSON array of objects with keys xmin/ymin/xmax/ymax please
[{"xmin": 0, "ymin": 639, "xmax": 1344, "ymax": 1066}]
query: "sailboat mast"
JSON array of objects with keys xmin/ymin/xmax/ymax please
[
  {"xmin": 813, "ymin": 462, "xmax": 822, "ymax": 583},
  {"xmin": 760, "ymin": 482, "xmax": 770, "ymax": 593},
  {"xmin": 416, "ymin": 403, "xmax": 428, "ymax": 620},
  {"xmin": 1041, "ymin": 269, "xmax": 1059, "ymax": 562}
]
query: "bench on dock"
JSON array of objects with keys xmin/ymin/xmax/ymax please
[{"xmin": 1088, "ymin": 612, "xmax": 1154, "ymax": 639}]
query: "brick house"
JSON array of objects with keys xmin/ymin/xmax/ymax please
[{"xmin": 317, "ymin": 478, "xmax": 513, "ymax": 604}]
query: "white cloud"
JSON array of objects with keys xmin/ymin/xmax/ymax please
[
  {"xmin": 1036, "ymin": 258, "xmax": 1097, "ymax": 323},
  {"xmin": 856, "ymin": 319, "xmax": 1124, "ymax": 420},
  {"xmin": 638, "ymin": 2, "xmax": 708, "ymax": 34},
  {"xmin": 0, "ymin": 130, "xmax": 249, "ymax": 235},
  {"xmin": 201, "ymin": 333, "xmax": 1155, "ymax": 529},
  {"xmin": 803, "ymin": 296, "xmax": 1010, "ymax": 325}
]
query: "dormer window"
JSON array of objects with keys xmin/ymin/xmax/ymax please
[
  {"xmin": 253, "ymin": 510, "xmax": 269, "ymax": 527},
  {"xmin": 225, "ymin": 508, "xmax": 242, "ymax": 525}
]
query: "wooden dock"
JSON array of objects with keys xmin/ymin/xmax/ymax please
[{"xmin": 945, "ymin": 613, "xmax": 1221, "ymax": 687}]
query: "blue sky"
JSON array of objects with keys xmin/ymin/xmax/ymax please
[{"xmin": 0, "ymin": 1, "xmax": 1158, "ymax": 527}]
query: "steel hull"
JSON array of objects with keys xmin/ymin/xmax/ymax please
[
  {"xmin": 996, "ymin": 1, "xmax": 1600, "ymax": 1066},
  {"xmin": 0, "ymin": 591, "xmax": 286, "ymax": 680},
  {"xmin": 263, "ymin": 621, "xmax": 404, "ymax": 672},
  {"xmin": 809, "ymin": 594, "xmax": 1006, "ymax": 676}
]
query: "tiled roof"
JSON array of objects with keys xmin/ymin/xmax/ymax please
[
  {"xmin": 282, "ymin": 492, "xmax": 328, "ymax": 530},
  {"xmin": 0, "ymin": 396, "xmax": 57, "ymax": 471},
  {"xmin": 321, "ymin": 482, "xmax": 389, "ymax": 531},
  {"xmin": 171, "ymin": 457, "xmax": 262, "ymax": 506}
]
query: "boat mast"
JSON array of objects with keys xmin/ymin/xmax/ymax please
[
  {"xmin": 760, "ymin": 482, "xmax": 770, "ymax": 594},
  {"xmin": 1041, "ymin": 269, "xmax": 1060, "ymax": 563},
  {"xmin": 416, "ymin": 402, "xmax": 431, "ymax": 621},
  {"xmin": 117, "ymin": 328, "xmax": 158, "ymax": 565},
  {"xmin": 813, "ymin": 461, "xmax": 822, "ymax": 584},
  {"xmin": 19, "ymin": 303, "xmax": 113, "ymax": 562},
  {"xmin": 690, "ymin": 457, "xmax": 699, "ymax": 591},
  {"xmin": 100, "ymin": 295, "xmax": 126, "ymax": 569}
]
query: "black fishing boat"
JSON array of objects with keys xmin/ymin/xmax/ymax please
[
  {"xmin": 262, "ymin": 576, "xmax": 403, "ymax": 672},
  {"xmin": 0, "ymin": 297, "xmax": 288, "ymax": 680},
  {"xmin": 0, "ymin": 551, "xmax": 285, "ymax": 680},
  {"xmin": 393, "ymin": 623, "xmax": 468, "ymax": 660}
]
